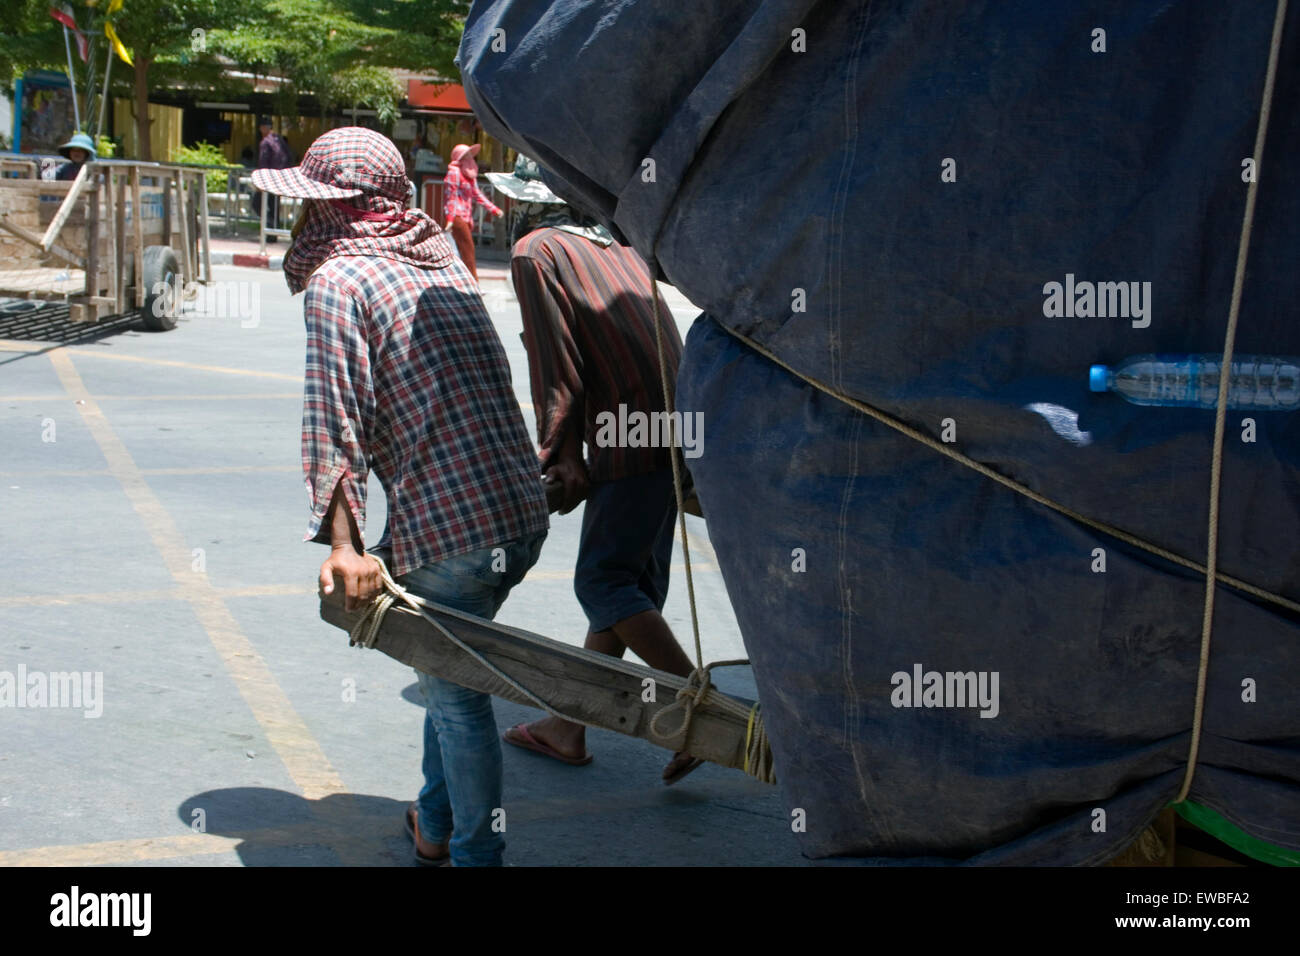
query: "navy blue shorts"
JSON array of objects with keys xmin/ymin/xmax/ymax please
[{"xmin": 573, "ymin": 469, "xmax": 676, "ymax": 632}]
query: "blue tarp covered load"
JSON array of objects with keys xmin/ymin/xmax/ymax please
[{"xmin": 459, "ymin": 0, "xmax": 1300, "ymax": 864}]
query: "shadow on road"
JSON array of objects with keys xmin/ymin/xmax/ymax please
[{"xmin": 178, "ymin": 788, "xmax": 414, "ymax": 866}]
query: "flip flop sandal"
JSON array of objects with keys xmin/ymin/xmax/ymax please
[
  {"xmin": 503, "ymin": 723, "xmax": 594, "ymax": 766},
  {"xmin": 663, "ymin": 755, "xmax": 705, "ymax": 786},
  {"xmin": 404, "ymin": 802, "xmax": 450, "ymax": 867}
]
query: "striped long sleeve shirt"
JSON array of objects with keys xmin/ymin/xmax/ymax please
[{"xmin": 510, "ymin": 227, "xmax": 683, "ymax": 483}]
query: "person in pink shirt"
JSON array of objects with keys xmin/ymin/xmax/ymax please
[{"xmin": 442, "ymin": 143, "xmax": 502, "ymax": 279}]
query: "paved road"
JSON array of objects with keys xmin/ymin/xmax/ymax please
[{"xmin": 0, "ymin": 264, "xmax": 805, "ymax": 866}]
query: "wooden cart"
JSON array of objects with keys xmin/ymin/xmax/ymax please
[{"xmin": 0, "ymin": 158, "xmax": 211, "ymax": 331}]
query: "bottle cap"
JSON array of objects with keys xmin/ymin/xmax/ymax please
[{"xmin": 1089, "ymin": 365, "xmax": 1109, "ymax": 392}]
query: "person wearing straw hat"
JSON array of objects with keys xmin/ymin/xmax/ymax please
[
  {"xmin": 253, "ymin": 127, "xmax": 549, "ymax": 867},
  {"xmin": 54, "ymin": 132, "xmax": 95, "ymax": 181},
  {"xmin": 442, "ymin": 142, "xmax": 502, "ymax": 280},
  {"xmin": 489, "ymin": 156, "xmax": 703, "ymax": 785}
]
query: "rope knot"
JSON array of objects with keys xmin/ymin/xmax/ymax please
[
  {"xmin": 348, "ymin": 588, "xmax": 394, "ymax": 648},
  {"xmin": 648, "ymin": 664, "xmax": 716, "ymax": 744}
]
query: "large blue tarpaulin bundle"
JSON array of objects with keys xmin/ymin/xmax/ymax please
[{"xmin": 459, "ymin": 1, "xmax": 1300, "ymax": 864}]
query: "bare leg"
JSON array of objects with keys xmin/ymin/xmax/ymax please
[{"xmin": 516, "ymin": 611, "xmax": 699, "ymax": 778}]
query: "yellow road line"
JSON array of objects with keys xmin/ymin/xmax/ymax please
[
  {"xmin": 0, "ymin": 339, "xmax": 46, "ymax": 353},
  {"xmin": 0, "ymin": 568, "xmax": 718, "ymax": 607},
  {"xmin": 2, "ymin": 390, "xmax": 531, "ymax": 411},
  {"xmin": 0, "ymin": 583, "xmax": 320, "ymax": 608},
  {"xmin": 48, "ymin": 350, "xmax": 345, "ymax": 801},
  {"xmin": 0, "ymin": 833, "xmax": 242, "ymax": 867},
  {"xmin": 0, "ymin": 393, "xmax": 302, "ymax": 402},
  {"xmin": 139, "ymin": 464, "xmax": 299, "ymax": 476},
  {"xmin": 59, "ymin": 349, "xmax": 304, "ymax": 381},
  {"xmin": 684, "ymin": 527, "xmax": 718, "ymax": 563},
  {"xmin": 0, "ymin": 468, "xmax": 111, "ymax": 479},
  {"xmin": 0, "ymin": 464, "xmax": 298, "ymax": 478},
  {"xmin": 0, "ymin": 587, "xmax": 186, "ymax": 608}
]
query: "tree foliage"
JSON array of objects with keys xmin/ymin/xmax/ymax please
[
  {"xmin": 1, "ymin": 0, "xmax": 471, "ymax": 134},
  {"xmin": 209, "ymin": 0, "xmax": 469, "ymax": 122}
]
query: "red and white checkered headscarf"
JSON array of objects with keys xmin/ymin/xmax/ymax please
[{"xmin": 253, "ymin": 127, "xmax": 456, "ymax": 294}]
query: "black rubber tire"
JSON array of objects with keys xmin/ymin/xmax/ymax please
[{"xmin": 140, "ymin": 245, "xmax": 180, "ymax": 332}]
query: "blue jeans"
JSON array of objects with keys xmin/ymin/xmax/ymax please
[{"xmin": 395, "ymin": 532, "xmax": 545, "ymax": 867}]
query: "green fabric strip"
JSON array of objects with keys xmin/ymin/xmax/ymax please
[{"xmin": 1174, "ymin": 801, "xmax": 1300, "ymax": 866}]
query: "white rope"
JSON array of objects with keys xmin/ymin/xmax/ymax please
[
  {"xmin": 1175, "ymin": 0, "xmax": 1289, "ymax": 805},
  {"xmin": 350, "ymin": 555, "xmax": 605, "ymax": 731},
  {"xmin": 644, "ymin": 259, "xmax": 779, "ymax": 782}
]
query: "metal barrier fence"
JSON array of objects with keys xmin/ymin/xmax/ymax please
[
  {"xmin": 3, "ymin": 158, "xmax": 512, "ymax": 254},
  {"xmin": 3, "ymin": 155, "xmax": 509, "ymax": 252}
]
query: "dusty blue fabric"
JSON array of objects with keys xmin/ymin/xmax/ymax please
[{"xmin": 460, "ymin": 0, "xmax": 1300, "ymax": 863}]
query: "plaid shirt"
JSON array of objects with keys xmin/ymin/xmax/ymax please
[
  {"xmin": 302, "ymin": 253, "xmax": 548, "ymax": 577},
  {"xmin": 512, "ymin": 228, "xmax": 682, "ymax": 482},
  {"xmin": 443, "ymin": 163, "xmax": 502, "ymax": 223}
]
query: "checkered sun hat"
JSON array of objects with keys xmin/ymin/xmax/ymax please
[{"xmin": 251, "ymin": 127, "xmax": 410, "ymax": 201}]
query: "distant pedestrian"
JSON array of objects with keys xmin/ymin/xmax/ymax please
[
  {"xmin": 255, "ymin": 116, "xmax": 295, "ymax": 236},
  {"xmin": 54, "ymin": 132, "xmax": 95, "ymax": 181},
  {"xmin": 442, "ymin": 143, "xmax": 502, "ymax": 279}
]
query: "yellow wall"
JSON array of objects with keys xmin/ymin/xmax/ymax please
[
  {"xmin": 223, "ymin": 113, "xmax": 326, "ymax": 164},
  {"xmin": 112, "ymin": 97, "xmax": 183, "ymax": 161},
  {"xmin": 105, "ymin": 105, "xmax": 514, "ymax": 174}
]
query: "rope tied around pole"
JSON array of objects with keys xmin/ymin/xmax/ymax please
[
  {"xmin": 645, "ymin": 256, "xmax": 776, "ymax": 783},
  {"xmin": 647, "ymin": 657, "xmax": 751, "ymax": 741},
  {"xmin": 347, "ymin": 554, "xmax": 602, "ymax": 730},
  {"xmin": 343, "ymin": 554, "xmax": 776, "ymax": 784}
]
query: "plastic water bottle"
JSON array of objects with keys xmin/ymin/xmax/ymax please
[{"xmin": 1089, "ymin": 354, "xmax": 1300, "ymax": 410}]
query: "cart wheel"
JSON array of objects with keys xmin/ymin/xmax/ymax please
[{"xmin": 140, "ymin": 245, "xmax": 180, "ymax": 332}]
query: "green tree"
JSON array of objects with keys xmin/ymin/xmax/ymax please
[
  {"xmin": 2, "ymin": 0, "xmax": 471, "ymax": 156},
  {"xmin": 210, "ymin": 0, "xmax": 469, "ymax": 128},
  {"xmin": 0, "ymin": 2, "xmax": 69, "ymax": 85},
  {"xmin": 109, "ymin": 0, "xmax": 259, "ymax": 159},
  {"xmin": 0, "ymin": 1, "xmax": 259, "ymax": 157}
]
